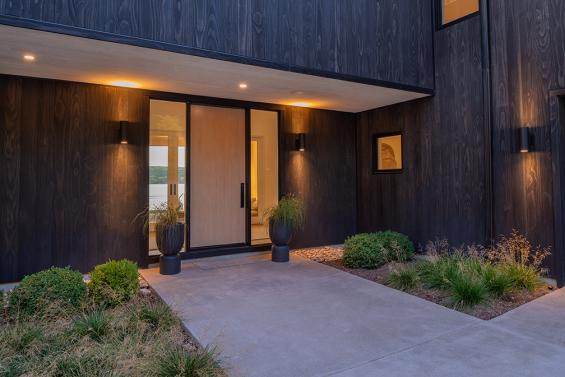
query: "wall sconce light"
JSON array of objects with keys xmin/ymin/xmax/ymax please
[
  {"xmin": 519, "ymin": 127, "xmax": 530, "ymax": 153},
  {"xmin": 295, "ymin": 133, "xmax": 306, "ymax": 151},
  {"xmin": 120, "ymin": 121, "xmax": 128, "ymax": 144}
]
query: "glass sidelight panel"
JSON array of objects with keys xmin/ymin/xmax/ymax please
[
  {"xmin": 149, "ymin": 100, "xmax": 187, "ymax": 256},
  {"xmin": 250, "ymin": 110, "xmax": 279, "ymax": 245}
]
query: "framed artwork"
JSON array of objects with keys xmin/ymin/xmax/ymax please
[
  {"xmin": 373, "ymin": 132, "xmax": 403, "ymax": 173},
  {"xmin": 438, "ymin": 0, "xmax": 480, "ymax": 27}
]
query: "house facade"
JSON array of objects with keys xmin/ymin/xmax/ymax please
[{"xmin": 1, "ymin": 0, "xmax": 564, "ymax": 285}]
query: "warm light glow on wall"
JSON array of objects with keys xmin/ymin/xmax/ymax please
[{"xmin": 110, "ymin": 80, "xmax": 141, "ymax": 88}]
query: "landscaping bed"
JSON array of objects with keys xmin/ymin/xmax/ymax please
[
  {"xmin": 0, "ymin": 262, "xmax": 224, "ymax": 377},
  {"xmin": 295, "ymin": 232, "xmax": 555, "ymax": 320}
]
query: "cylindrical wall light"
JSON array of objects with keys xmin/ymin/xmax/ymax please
[
  {"xmin": 519, "ymin": 127, "xmax": 530, "ymax": 153},
  {"xmin": 120, "ymin": 121, "xmax": 128, "ymax": 144},
  {"xmin": 295, "ymin": 133, "xmax": 306, "ymax": 151}
]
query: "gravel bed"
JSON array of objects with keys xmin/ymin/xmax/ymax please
[{"xmin": 294, "ymin": 246, "xmax": 344, "ymax": 262}]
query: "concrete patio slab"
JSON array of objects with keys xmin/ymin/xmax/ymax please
[
  {"xmin": 330, "ymin": 322, "xmax": 565, "ymax": 377},
  {"xmin": 491, "ymin": 288, "xmax": 565, "ymax": 347},
  {"xmin": 142, "ymin": 253, "xmax": 565, "ymax": 377},
  {"xmin": 141, "ymin": 253, "xmax": 478, "ymax": 377}
]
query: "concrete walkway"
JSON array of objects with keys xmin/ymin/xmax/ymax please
[{"xmin": 141, "ymin": 253, "xmax": 565, "ymax": 377}]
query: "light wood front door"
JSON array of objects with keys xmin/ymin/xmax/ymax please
[{"xmin": 189, "ymin": 105, "xmax": 246, "ymax": 248}]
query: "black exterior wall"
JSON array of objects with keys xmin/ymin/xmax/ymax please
[
  {"xmin": 0, "ymin": 75, "xmax": 357, "ymax": 283},
  {"xmin": 0, "ymin": 0, "xmax": 434, "ymax": 92},
  {"xmin": 357, "ymin": 0, "xmax": 565, "ymax": 283},
  {"xmin": 356, "ymin": 15, "xmax": 486, "ymax": 248},
  {"xmin": 489, "ymin": 0, "xmax": 565, "ymax": 284}
]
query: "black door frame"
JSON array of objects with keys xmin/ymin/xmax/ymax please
[
  {"xmin": 146, "ymin": 92, "xmax": 282, "ymax": 265},
  {"xmin": 550, "ymin": 89, "xmax": 565, "ymax": 287}
]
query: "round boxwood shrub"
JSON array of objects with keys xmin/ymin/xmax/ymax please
[
  {"xmin": 9, "ymin": 267, "xmax": 86, "ymax": 316},
  {"xmin": 343, "ymin": 231, "xmax": 414, "ymax": 269},
  {"xmin": 343, "ymin": 233, "xmax": 388, "ymax": 269},
  {"xmin": 89, "ymin": 260, "xmax": 139, "ymax": 307},
  {"xmin": 376, "ymin": 231, "xmax": 415, "ymax": 262}
]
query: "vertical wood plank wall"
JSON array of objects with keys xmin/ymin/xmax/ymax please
[
  {"xmin": 489, "ymin": 0, "xmax": 565, "ymax": 275},
  {"xmin": 0, "ymin": 76, "xmax": 357, "ymax": 282},
  {"xmin": 0, "ymin": 0, "xmax": 434, "ymax": 90},
  {"xmin": 0, "ymin": 76, "xmax": 149, "ymax": 282},
  {"xmin": 356, "ymin": 0, "xmax": 565, "ymax": 277},
  {"xmin": 356, "ymin": 16, "xmax": 486, "ymax": 248},
  {"xmin": 281, "ymin": 107, "xmax": 357, "ymax": 248}
]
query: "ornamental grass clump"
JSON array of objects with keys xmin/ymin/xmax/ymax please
[
  {"xmin": 152, "ymin": 346, "xmax": 223, "ymax": 377},
  {"xmin": 263, "ymin": 194, "xmax": 305, "ymax": 230},
  {"xmin": 386, "ymin": 267, "xmax": 419, "ymax": 291},
  {"xmin": 73, "ymin": 310, "xmax": 110, "ymax": 342},
  {"xmin": 411, "ymin": 230, "xmax": 550, "ymax": 308}
]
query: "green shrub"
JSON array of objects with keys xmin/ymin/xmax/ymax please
[
  {"xmin": 376, "ymin": 231, "xmax": 415, "ymax": 262},
  {"xmin": 343, "ymin": 231, "xmax": 414, "ymax": 269},
  {"xmin": 502, "ymin": 263, "xmax": 542, "ymax": 291},
  {"xmin": 89, "ymin": 260, "xmax": 139, "ymax": 307},
  {"xmin": 9, "ymin": 267, "xmax": 86, "ymax": 316},
  {"xmin": 387, "ymin": 267, "xmax": 419, "ymax": 291},
  {"xmin": 73, "ymin": 310, "xmax": 109, "ymax": 342},
  {"xmin": 343, "ymin": 233, "xmax": 387, "ymax": 269},
  {"xmin": 448, "ymin": 273, "xmax": 488, "ymax": 308},
  {"xmin": 153, "ymin": 346, "xmax": 222, "ymax": 377}
]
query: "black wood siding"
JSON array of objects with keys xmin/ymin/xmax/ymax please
[
  {"xmin": 489, "ymin": 0, "xmax": 565, "ymax": 276},
  {"xmin": 0, "ymin": 75, "xmax": 357, "ymax": 283},
  {"xmin": 0, "ymin": 75, "xmax": 149, "ymax": 283},
  {"xmin": 356, "ymin": 16, "xmax": 486, "ymax": 248},
  {"xmin": 0, "ymin": 0, "xmax": 434, "ymax": 90},
  {"xmin": 281, "ymin": 107, "xmax": 357, "ymax": 248}
]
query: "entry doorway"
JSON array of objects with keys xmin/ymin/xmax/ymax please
[
  {"xmin": 189, "ymin": 105, "xmax": 246, "ymax": 248},
  {"xmin": 148, "ymin": 99, "xmax": 279, "ymax": 256}
]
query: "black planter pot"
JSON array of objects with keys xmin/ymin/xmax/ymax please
[
  {"xmin": 156, "ymin": 223, "xmax": 184, "ymax": 275},
  {"xmin": 269, "ymin": 220, "xmax": 292, "ymax": 263}
]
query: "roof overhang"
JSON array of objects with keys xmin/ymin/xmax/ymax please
[{"xmin": 0, "ymin": 24, "xmax": 430, "ymax": 113}]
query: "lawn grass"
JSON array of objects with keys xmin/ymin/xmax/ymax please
[{"xmin": 0, "ymin": 290, "xmax": 224, "ymax": 377}]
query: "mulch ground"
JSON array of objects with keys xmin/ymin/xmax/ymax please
[{"xmin": 295, "ymin": 246, "xmax": 555, "ymax": 320}]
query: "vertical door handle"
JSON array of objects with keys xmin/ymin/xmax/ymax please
[{"xmin": 240, "ymin": 183, "xmax": 245, "ymax": 208}]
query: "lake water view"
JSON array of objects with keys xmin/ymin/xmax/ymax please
[{"xmin": 149, "ymin": 184, "xmax": 185, "ymax": 209}]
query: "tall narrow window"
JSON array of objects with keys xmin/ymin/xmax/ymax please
[
  {"xmin": 440, "ymin": 0, "xmax": 479, "ymax": 26},
  {"xmin": 250, "ymin": 110, "xmax": 279, "ymax": 245},
  {"xmin": 149, "ymin": 100, "xmax": 186, "ymax": 256}
]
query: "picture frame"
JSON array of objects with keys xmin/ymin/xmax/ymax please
[{"xmin": 372, "ymin": 132, "xmax": 403, "ymax": 174}]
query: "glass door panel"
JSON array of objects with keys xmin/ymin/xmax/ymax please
[
  {"xmin": 250, "ymin": 110, "xmax": 279, "ymax": 245},
  {"xmin": 149, "ymin": 99, "xmax": 187, "ymax": 256}
]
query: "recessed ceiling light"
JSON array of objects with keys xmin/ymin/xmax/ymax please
[
  {"xmin": 110, "ymin": 80, "xmax": 140, "ymax": 88},
  {"xmin": 289, "ymin": 101, "xmax": 312, "ymax": 108},
  {"xmin": 239, "ymin": 83, "xmax": 248, "ymax": 89},
  {"xmin": 23, "ymin": 54, "xmax": 35, "ymax": 62}
]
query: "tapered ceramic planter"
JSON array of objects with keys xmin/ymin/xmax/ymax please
[
  {"xmin": 156, "ymin": 223, "xmax": 184, "ymax": 275},
  {"xmin": 269, "ymin": 220, "xmax": 292, "ymax": 262}
]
